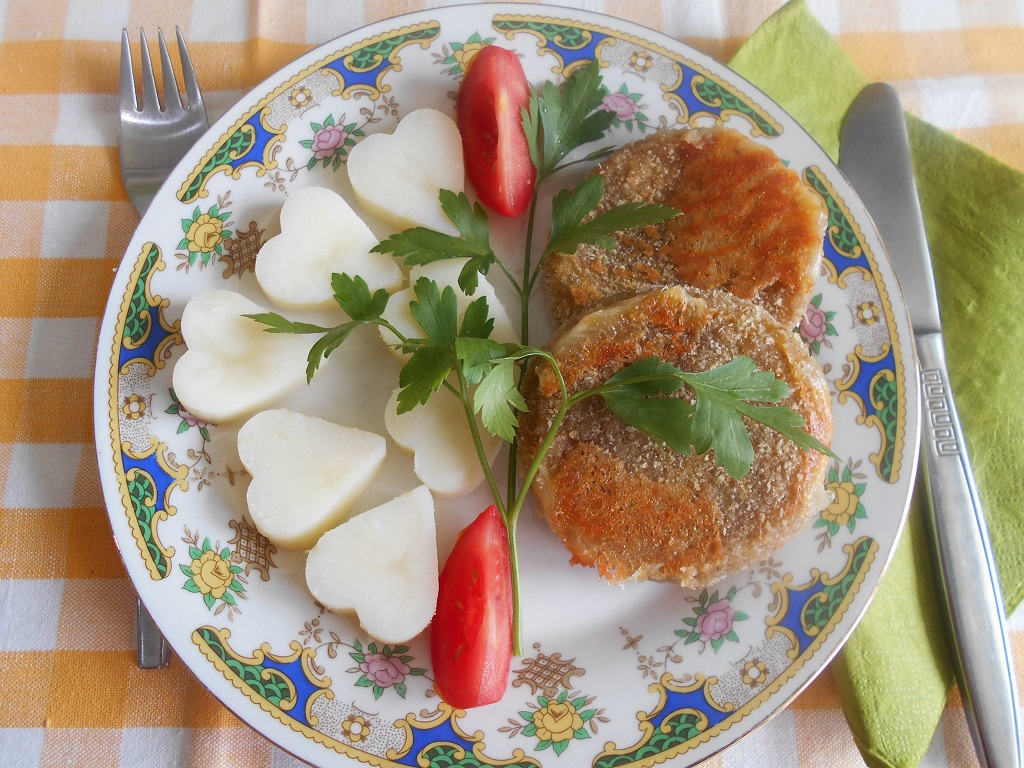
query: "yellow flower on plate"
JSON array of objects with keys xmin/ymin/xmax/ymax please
[
  {"xmin": 823, "ymin": 479, "xmax": 860, "ymax": 527},
  {"xmin": 454, "ymin": 41, "xmax": 484, "ymax": 70},
  {"xmin": 121, "ymin": 393, "xmax": 146, "ymax": 420},
  {"xmin": 857, "ymin": 300, "xmax": 881, "ymax": 326},
  {"xmin": 290, "ymin": 86, "xmax": 312, "ymax": 108},
  {"xmin": 742, "ymin": 659, "xmax": 768, "ymax": 686},
  {"xmin": 190, "ymin": 550, "xmax": 233, "ymax": 599},
  {"xmin": 630, "ymin": 49, "xmax": 654, "ymax": 72},
  {"xmin": 341, "ymin": 714, "xmax": 370, "ymax": 743},
  {"xmin": 186, "ymin": 213, "xmax": 225, "ymax": 254},
  {"xmin": 179, "ymin": 206, "xmax": 232, "ymax": 267},
  {"xmin": 532, "ymin": 700, "xmax": 584, "ymax": 743}
]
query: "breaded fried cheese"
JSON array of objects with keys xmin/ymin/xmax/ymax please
[
  {"xmin": 544, "ymin": 126, "xmax": 827, "ymax": 329},
  {"xmin": 518, "ymin": 286, "xmax": 833, "ymax": 588}
]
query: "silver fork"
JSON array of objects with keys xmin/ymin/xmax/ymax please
[
  {"xmin": 118, "ymin": 26, "xmax": 209, "ymax": 668},
  {"xmin": 119, "ymin": 26, "xmax": 208, "ymax": 215}
]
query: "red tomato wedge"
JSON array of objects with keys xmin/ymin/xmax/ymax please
[
  {"xmin": 456, "ymin": 46, "xmax": 536, "ymax": 217},
  {"xmin": 431, "ymin": 505, "xmax": 513, "ymax": 709}
]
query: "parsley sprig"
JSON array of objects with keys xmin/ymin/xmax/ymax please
[
  {"xmin": 247, "ymin": 59, "xmax": 831, "ymax": 656},
  {"xmin": 596, "ymin": 356, "xmax": 831, "ymax": 479},
  {"xmin": 522, "ymin": 58, "xmax": 618, "ymax": 183}
]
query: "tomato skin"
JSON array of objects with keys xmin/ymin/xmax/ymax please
[
  {"xmin": 456, "ymin": 46, "xmax": 536, "ymax": 217},
  {"xmin": 431, "ymin": 505, "xmax": 513, "ymax": 709}
]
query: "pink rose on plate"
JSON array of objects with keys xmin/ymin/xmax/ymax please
[
  {"xmin": 182, "ymin": 411, "xmax": 208, "ymax": 429},
  {"xmin": 359, "ymin": 652, "xmax": 410, "ymax": 688},
  {"xmin": 312, "ymin": 125, "xmax": 349, "ymax": 159},
  {"xmin": 799, "ymin": 303, "xmax": 828, "ymax": 344},
  {"xmin": 602, "ymin": 91, "xmax": 639, "ymax": 122},
  {"xmin": 696, "ymin": 598, "xmax": 735, "ymax": 641}
]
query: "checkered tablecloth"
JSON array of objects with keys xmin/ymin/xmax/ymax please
[{"xmin": 1, "ymin": 1, "xmax": 1021, "ymax": 766}]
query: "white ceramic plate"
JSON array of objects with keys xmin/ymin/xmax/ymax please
[{"xmin": 94, "ymin": 5, "xmax": 920, "ymax": 766}]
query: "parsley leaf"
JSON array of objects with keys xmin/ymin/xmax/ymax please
[
  {"xmin": 245, "ymin": 274, "xmax": 393, "ymax": 383},
  {"xmin": 398, "ymin": 281, "xmax": 506, "ymax": 416},
  {"xmin": 459, "ymin": 295, "xmax": 495, "ymax": 340},
  {"xmin": 331, "ymin": 273, "xmax": 390, "ymax": 321},
  {"xmin": 455, "ymin": 337, "xmax": 508, "ymax": 385},
  {"xmin": 371, "ymin": 190, "xmax": 495, "ymax": 295},
  {"xmin": 397, "ymin": 345, "xmax": 452, "ymax": 413},
  {"xmin": 602, "ymin": 355, "xmax": 685, "ymax": 398},
  {"xmin": 306, "ymin": 323, "xmax": 363, "ymax": 382},
  {"xmin": 409, "ymin": 278, "xmax": 459, "ymax": 346},
  {"xmin": 474, "ymin": 358, "xmax": 528, "ymax": 442},
  {"xmin": 544, "ymin": 175, "xmax": 681, "ymax": 262},
  {"xmin": 602, "ymin": 391, "xmax": 695, "ymax": 455},
  {"xmin": 730, "ymin": 400, "xmax": 834, "ymax": 457},
  {"xmin": 523, "ymin": 59, "xmax": 616, "ymax": 180},
  {"xmin": 441, "ymin": 189, "xmax": 492, "ymax": 249},
  {"xmin": 243, "ymin": 314, "xmax": 332, "ymax": 335},
  {"xmin": 679, "ymin": 357, "xmax": 810, "ymax": 477},
  {"xmin": 682, "ymin": 356, "xmax": 790, "ymax": 402},
  {"xmin": 599, "ymin": 355, "xmax": 833, "ymax": 479},
  {"xmin": 598, "ymin": 356, "xmax": 693, "ymax": 454},
  {"xmin": 690, "ymin": 400, "xmax": 753, "ymax": 478},
  {"xmin": 245, "ymin": 314, "xmax": 367, "ymax": 383},
  {"xmin": 455, "ymin": 340, "xmax": 543, "ymax": 441}
]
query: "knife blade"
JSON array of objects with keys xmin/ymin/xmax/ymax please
[{"xmin": 840, "ymin": 82, "xmax": 1022, "ymax": 768}]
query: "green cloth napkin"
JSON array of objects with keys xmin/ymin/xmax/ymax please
[{"xmin": 729, "ymin": 3, "xmax": 1024, "ymax": 766}]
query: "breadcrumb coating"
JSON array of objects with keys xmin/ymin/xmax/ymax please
[
  {"xmin": 544, "ymin": 126, "xmax": 827, "ymax": 330},
  {"xmin": 518, "ymin": 286, "xmax": 833, "ymax": 588}
]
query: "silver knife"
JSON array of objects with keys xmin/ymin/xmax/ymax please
[{"xmin": 840, "ymin": 82, "xmax": 1022, "ymax": 768}]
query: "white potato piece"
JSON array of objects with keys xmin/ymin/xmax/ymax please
[
  {"xmin": 379, "ymin": 258, "xmax": 518, "ymax": 359},
  {"xmin": 385, "ymin": 387, "xmax": 501, "ymax": 498},
  {"xmin": 172, "ymin": 290, "xmax": 311, "ymax": 424},
  {"xmin": 347, "ymin": 108, "xmax": 464, "ymax": 235},
  {"xmin": 237, "ymin": 408, "xmax": 386, "ymax": 550},
  {"xmin": 255, "ymin": 185, "xmax": 402, "ymax": 310},
  {"xmin": 305, "ymin": 485, "xmax": 438, "ymax": 644}
]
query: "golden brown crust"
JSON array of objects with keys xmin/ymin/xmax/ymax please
[
  {"xmin": 544, "ymin": 126, "xmax": 826, "ymax": 329},
  {"xmin": 518, "ymin": 286, "xmax": 833, "ymax": 587}
]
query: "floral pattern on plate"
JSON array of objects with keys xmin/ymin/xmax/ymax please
[{"xmin": 95, "ymin": 6, "xmax": 919, "ymax": 767}]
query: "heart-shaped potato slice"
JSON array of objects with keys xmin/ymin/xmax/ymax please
[
  {"xmin": 347, "ymin": 108, "xmax": 464, "ymax": 235},
  {"xmin": 172, "ymin": 290, "xmax": 311, "ymax": 424},
  {"xmin": 384, "ymin": 387, "xmax": 501, "ymax": 498},
  {"xmin": 237, "ymin": 408, "xmax": 386, "ymax": 550},
  {"xmin": 305, "ymin": 485, "xmax": 438, "ymax": 644},
  {"xmin": 255, "ymin": 185, "xmax": 402, "ymax": 311}
]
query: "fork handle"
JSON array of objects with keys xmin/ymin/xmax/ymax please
[
  {"xmin": 136, "ymin": 598, "xmax": 170, "ymax": 669},
  {"xmin": 917, "ymin": 332, "xmax": 1022, "ymax": 768}
]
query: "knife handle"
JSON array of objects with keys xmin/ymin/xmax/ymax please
[{"xmin": 917, "ymin": 332, "xmax": 1022, "ymax": 768}]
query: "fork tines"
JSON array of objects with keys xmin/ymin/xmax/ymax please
[{"xmin": 119, "ymin": 26, "xmax": 205, "ymax": 116}]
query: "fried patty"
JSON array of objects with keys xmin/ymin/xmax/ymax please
[
  {"xmin": 544, "ymin": 126, "xmax": 827, "ymax": 329},
  {"xmin": 518, "ymin": 286, "xmax": 833, "ymax": 588}
]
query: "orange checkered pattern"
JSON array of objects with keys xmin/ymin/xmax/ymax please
[{"xmin": 0, "ymin": 1, "xmax": 1020, "ymax": 766}]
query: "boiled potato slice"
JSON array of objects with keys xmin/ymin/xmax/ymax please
[
  {"xmin": 172, "ymin": 290, "xmax": 310, "ymax": 424},
  {"xmin": 384, "ymin": 387, "xmax": 501, "ymax": 498},
  {"xmin": 306, "ymin": 485, "xmax": 437, "ymax": 644},
  {"xmin": 347, "ymin": 108, "xmax": 464, "ymax": 234},
  {"xmin": 255, "ymin": 185, "xmax": 401, "ymax": 311},
  {"xmin": 237, "ymin": 408, "xmax": 386, "ymax": 549}
]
